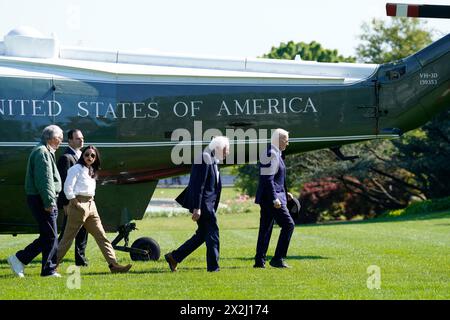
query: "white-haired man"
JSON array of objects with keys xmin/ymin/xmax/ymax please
[
  {"xmin": 165, "ymin": 136, "xmax": 230, "ymax": 272},
  {"xmin": 254, "ymin": 128, "xmax": 295, "ymax": 268},
  {"xmin": 8, "ymin": 125, "xmax": 63, "ymax": 277}
]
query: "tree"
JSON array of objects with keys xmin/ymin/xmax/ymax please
[
  {"xmin": 356, "ymin": 17, "xmax": 433, "ymax": 64},
  {"xmin": 263, "ymin": 40, "xmax": 356, "ymax": 62},
  {"xmin": 392, "ymin": 111, "xmax": 450, "ymax": 199}
]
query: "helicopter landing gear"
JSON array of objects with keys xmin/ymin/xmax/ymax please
[{"xmin": 111, "ymin": 222, "xmax": 160, "ymax": 261}]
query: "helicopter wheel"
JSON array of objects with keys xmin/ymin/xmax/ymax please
[{"xmin": 130, "ymin": 237, "xmax": 160, "ymax": 261}]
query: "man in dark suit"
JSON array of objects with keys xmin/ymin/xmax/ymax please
[
  {"xmin": 254, "ymin": 128, "xmax": 295, "ymax": 269},
  {"xmin": 57, "ymin": 129, "xmax": 89, "ymax": 267},
  {"xmin": 165, "ymin": 136, "xmax": 230, "ymax": 272}
]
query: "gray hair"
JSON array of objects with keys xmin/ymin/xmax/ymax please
[
  {"xmin": 208, "ymin": 136, "xmax": 230, "ymax": 151},
  {"xmin": 41, "ymin": 125, "xmax": 63, "ymax": 143},
  {"xmin": 271, "ymin": 128, "xmax": 289, "ymax": 145}
]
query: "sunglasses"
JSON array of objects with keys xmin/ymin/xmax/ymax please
[{"xmin": 84, "ymin": 152, "xmax": 96, "ymax": 159}]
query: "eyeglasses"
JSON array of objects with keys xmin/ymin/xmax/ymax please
[{"xmin": 84, "ymin": 152, "xmax": 96, "ymax": 159}]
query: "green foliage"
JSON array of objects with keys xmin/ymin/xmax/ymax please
[
  {"xmin": 356, "ymin": 17, "xmax": 433, "ymax": 63},
  {"xmin": 233, "ymin": 164, "xmax": 259, "ymax": 197},
  {"xmin": 385, "ymin": 196, "xmax": 450, "ymax": 217},
  {"xmin": 263, "ymin": 40, "xmax": 356, "ymax": 62},
  {"xmin": 392, "ymin": 110, "xmax": 450, "ymax": 199}
]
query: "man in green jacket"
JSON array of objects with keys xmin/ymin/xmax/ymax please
[{"xmin": 7, "ymin": 125, "xmax": 63, "ymax": 277}]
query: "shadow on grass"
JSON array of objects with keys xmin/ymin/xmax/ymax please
[
  {"xmin": 83, "ymin": 269, "xmax": 167, "ymax": 276},
  {"xmin": 0, "ymin": 259, "xmax": 43, "ymax": 269},
  {"xmin": 169, "ymin": 266, "xmax": 248, "ymax": 272},
  {"xmin": 229, "ymin": 255, "xmax": 330, "ymax": 261},
  {"xmin": 81, "ymin": 265, "xmax": 248, "ymax": 275},
  {"xmin": 297, "ymin": 211, "xmax": 450, "ymax": 228}
]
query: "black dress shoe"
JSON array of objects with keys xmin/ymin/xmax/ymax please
[
  {"xmin": 269, "ymin": 259, "xmax": 292, "ymax": 268},
  {"xmin": 76, "ymin": 261, "xmax": 88, "ymax": 267},
  {"xmin": 164, "ymin": 252, "xmax": 178, "ymax": 272},
  {"xmin": 207, "ymin": 268, "xmax": 220, "ymax": 272},
  {"xmin": 253, "ymin": 262, "xmax": 266, "ymax": 268}
]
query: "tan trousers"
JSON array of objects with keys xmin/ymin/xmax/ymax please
[{"xmin": 57, "ymin": 195, "xmax": 117, "ymax": 266}]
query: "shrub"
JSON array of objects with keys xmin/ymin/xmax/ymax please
[{"xmin": 384, "ymin": 196, "xmax": 450, "ymax": 217}]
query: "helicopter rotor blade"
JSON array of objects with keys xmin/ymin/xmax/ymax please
[{"xmin": 386, "ymin": 3, "xmax": 450, "ymax": 19}]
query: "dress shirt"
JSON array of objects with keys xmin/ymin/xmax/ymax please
[
  {"xmin": 69, "ymin": 146, "xmax": 82, "ymax": 160},
  {"xmin": 64, "ymin": 164, "xmax": 96, "ymax": 199},
  {"xmin": 214, "ymin": 158, "xmax": 220, "ymax": 185},
  {"xmin": 268, "ymin": 144, "xmax": 281, "ymax": 175}
]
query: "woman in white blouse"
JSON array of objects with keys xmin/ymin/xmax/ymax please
[{"xmin": 57, "ymin": 145, "xmax": 132, "ymax": 274}]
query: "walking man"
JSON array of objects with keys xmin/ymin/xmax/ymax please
[
  {"xmin": 8, "ymin": 125, "xmax": 64, "ymax": 277},
  {"xmin": 254, "ymin": 128, "xmax": 295, "ymax": 269},
  {"xmin": 165, "ymin": 136, "xmax": 230, "ymax": 272}
]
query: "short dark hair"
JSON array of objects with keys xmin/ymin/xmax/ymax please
[
  {"xmin": 67, "ymin": 129, "xmax": 81, "ymax": 140},
  {"xmin": 78, "ymin": 145, "xmax": 101, "ymax": 178}
]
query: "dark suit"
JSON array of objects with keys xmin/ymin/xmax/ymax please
[
  {"xmin": 254, "ymin": 145, "xmax": 295, "ymax": 265},
  {"xmin": 57, "ymin": 147, "xmax": 88, "ymax": 266},
  {"xmin": 172, "ymin": 149, "xmax": 222, "ymax": 271}
]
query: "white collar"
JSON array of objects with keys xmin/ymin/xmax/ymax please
[
  {"xmin": 46, "ymin": 144, "xmax": 56, "ymax": 154},
  {"xmin": 69, "ymin": 146, "xmax": 82, "ymax": 158},
  {"xmin": 271, "ymin": 144, "xmax": 281, "ymax": 155}
]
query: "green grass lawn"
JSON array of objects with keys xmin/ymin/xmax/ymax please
[{"xmin": 0, "ymin": 188, "xmax": 449, "ymax": 300}]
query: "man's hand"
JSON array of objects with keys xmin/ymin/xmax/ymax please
[
  {"xmin": 45, "ymin": 207, "xmax": 54, "ymax": 213},
  {"xmin": 192, "ymin": 208, "xmax": 201, "ymax": 221},
  {"xmin": 287, "ymin": 192, "xmax": 293, "ymax": 201},
  {"xmin": 273, "ymin": 199, "xmax": 282, "ymax": 209}
]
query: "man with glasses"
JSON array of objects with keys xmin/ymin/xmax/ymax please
[
  {"xmin": 57, "ymin": 129, "xmax": 89, "ymax": 267},
  {"xmin": 7, "ymin": 125, "xmax": 64, "ymax": 277}
]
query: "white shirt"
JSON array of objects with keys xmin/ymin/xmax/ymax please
[
  {"xmin": 68, "ymin": 146, "xmax": 82, "ymax": 160},
  {"xmin": 64, "ymin": 164, "xmax": 96, "ymax": 199},
  {"xmin": 214, "ymin": 157, "xmax": 220, "ymax": 184}
]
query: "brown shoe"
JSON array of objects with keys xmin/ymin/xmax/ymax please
[
  {"xmin": 164, "ymin": 252, "xmax": 178, "ymax": 272},
  {"xmin": 109, "ymin": 263, "xmax": 132, "ymax": 274}
]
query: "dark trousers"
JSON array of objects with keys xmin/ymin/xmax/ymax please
[
  {"xmin": 16, "ymin": 195, "xmax": 58, "ymax": 276},
  {"xmin": 255, "ymin": 204, "xmax": 295, "ymax": 263},
  {"xmin": 172, "ymin": 208, "xmax": 220, "ymax": 271},
  {"xmin": 58, "ymin": 212, "xmax": 88, "ymax": 265}
]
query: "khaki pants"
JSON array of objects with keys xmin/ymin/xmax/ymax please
[{"xmin": 57, "ymin": 195, "xmax": 117, "ymax": 266}]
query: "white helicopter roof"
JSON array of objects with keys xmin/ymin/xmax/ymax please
[{"xmin": 0, "ymin": 27, "xmax": 378, "ymax": 84}]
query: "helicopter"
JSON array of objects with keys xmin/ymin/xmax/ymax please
[{"xmin": 0, "ymin": 3, "xmax": 448, "ymax": 261}]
